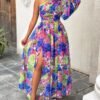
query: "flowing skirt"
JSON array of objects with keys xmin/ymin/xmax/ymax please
[{"xmin": 18, "ymin": 20, "xmax": 72, "ymax": 100}]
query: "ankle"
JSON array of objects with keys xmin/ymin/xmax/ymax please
[
  {"xmin": 31, "ymin": 94, "xmax": 36, "ymax": 100},
  {"xmin": 31, "ymin": 96, "xmax": 36, "ymax": 100}
]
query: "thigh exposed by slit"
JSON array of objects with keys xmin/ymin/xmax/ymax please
[{"xmin": 35, "ymin": 48, "xmax": 44, "ymax": 70}]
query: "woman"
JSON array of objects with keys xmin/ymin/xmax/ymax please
[{"xmin": 18, "ymin": 0, "xmax": 81, "ymax": 100}]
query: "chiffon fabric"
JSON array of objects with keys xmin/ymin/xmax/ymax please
[{"xmin": 18, "ymin": 0, "xmax": 81, "ymax": 99}]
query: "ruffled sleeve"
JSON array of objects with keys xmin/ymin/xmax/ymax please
[{"xmin": 61, "ymin": 0, "xmax": 81, "ymax": 20}]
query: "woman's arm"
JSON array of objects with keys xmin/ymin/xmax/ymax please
[
  {"xmin": 22, "ymin": 0, "xmax": 39, "ymax": 45},
  {"xmin": 61, "ymin": 0, "xmax": 81, "ymax": 20}
]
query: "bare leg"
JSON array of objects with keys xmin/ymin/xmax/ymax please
[{"xmin": 31, "ymin": 50, "xmax": 43, "ymax": 100}]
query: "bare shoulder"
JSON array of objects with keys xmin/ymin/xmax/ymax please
[
  {"xmin": 34, "ymin": 0, "xmax": 40, "ymax": 6},
  {"xmin": 33, "ymin": 0, "xmax": 48, "ymax": 8},
  {"xmin": 39, "ymin": 0, "xmax": 48, "ymax": 5},
  {"xmin": 33, "ymin": 0, "xmax": 40, "ymax": 14}
]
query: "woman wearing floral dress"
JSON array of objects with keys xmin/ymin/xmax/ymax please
[{"xmin": 18, "ymin": 0, "xmax": 81, "ymax": 100}]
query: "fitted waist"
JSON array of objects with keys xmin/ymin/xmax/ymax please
[
  {"xmin": 39, "ymin": 17, "xmax": 64, "ymax": 32},
  {"xmin": 40, "ymin": 18, "xmax": 62, "ymax": 25},
  {"xmin": 40, "ymin": 15, "xmax": 61, "ymax": 23}
]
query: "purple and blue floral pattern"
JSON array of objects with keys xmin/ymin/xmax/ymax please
[{"xmin": 18, "ymin": 0, "xmax": 81, "ymax": 99}]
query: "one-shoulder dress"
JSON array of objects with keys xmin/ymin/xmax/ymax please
[{"xmin": 18, "ymin": 0, "xmax": 81, "ymax": 99}]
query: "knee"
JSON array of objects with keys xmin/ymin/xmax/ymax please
[
  {"xmin": 35, "ymin": 66, "xmax": 42, "ymax": 72},
  {"xmin": 35, "ymin": 61, "xmax": 43, "ymax": 71}
]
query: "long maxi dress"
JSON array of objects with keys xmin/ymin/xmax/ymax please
[{"xmin": 18, "ymin": 0, "xmax": 81, "ymax": 99}]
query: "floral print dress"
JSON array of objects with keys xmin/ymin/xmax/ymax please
[{"xmin": 18, "ymin": 0, "xmax": 81, "ymax": 99}]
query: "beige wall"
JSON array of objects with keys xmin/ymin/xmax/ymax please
[
  {"xmin": 64, "ymin": 0, "xmax": 100, "ymax": 83},
  {"xmin": 89, "ymin": 0, "xmax": 100, "ymax": 83},
  {"xmin": 62, "ymin": 0, "xmax": 95, "ymax": 74},
  {"xmin": 16, "ymin": 0, "xmax": 34, "ymax": 54},
  {"xmin": 98, "ymin": 45, "xmax": 100, "ymax": 75}
]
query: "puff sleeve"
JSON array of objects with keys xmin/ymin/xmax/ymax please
[{"xmin": 61, "ymin": 0, "xmax": 81, "ymax": 20}]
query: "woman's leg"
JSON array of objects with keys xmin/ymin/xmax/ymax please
[{"xmin": 31, "ymin": 49, "xmax": 43, "ymax": 100}]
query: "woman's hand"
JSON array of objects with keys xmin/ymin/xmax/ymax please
[
  {"xmin": 21, "ymin": 36, "xmax": 28, "ymax": 46},
  {"xmin": 21, "ymin": 0, "xmax": 39, "ymax": 46}
]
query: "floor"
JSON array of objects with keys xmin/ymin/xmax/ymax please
[{"xmin": 0, "ymin": 47, "xmax": 94, "ymax": 100}]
